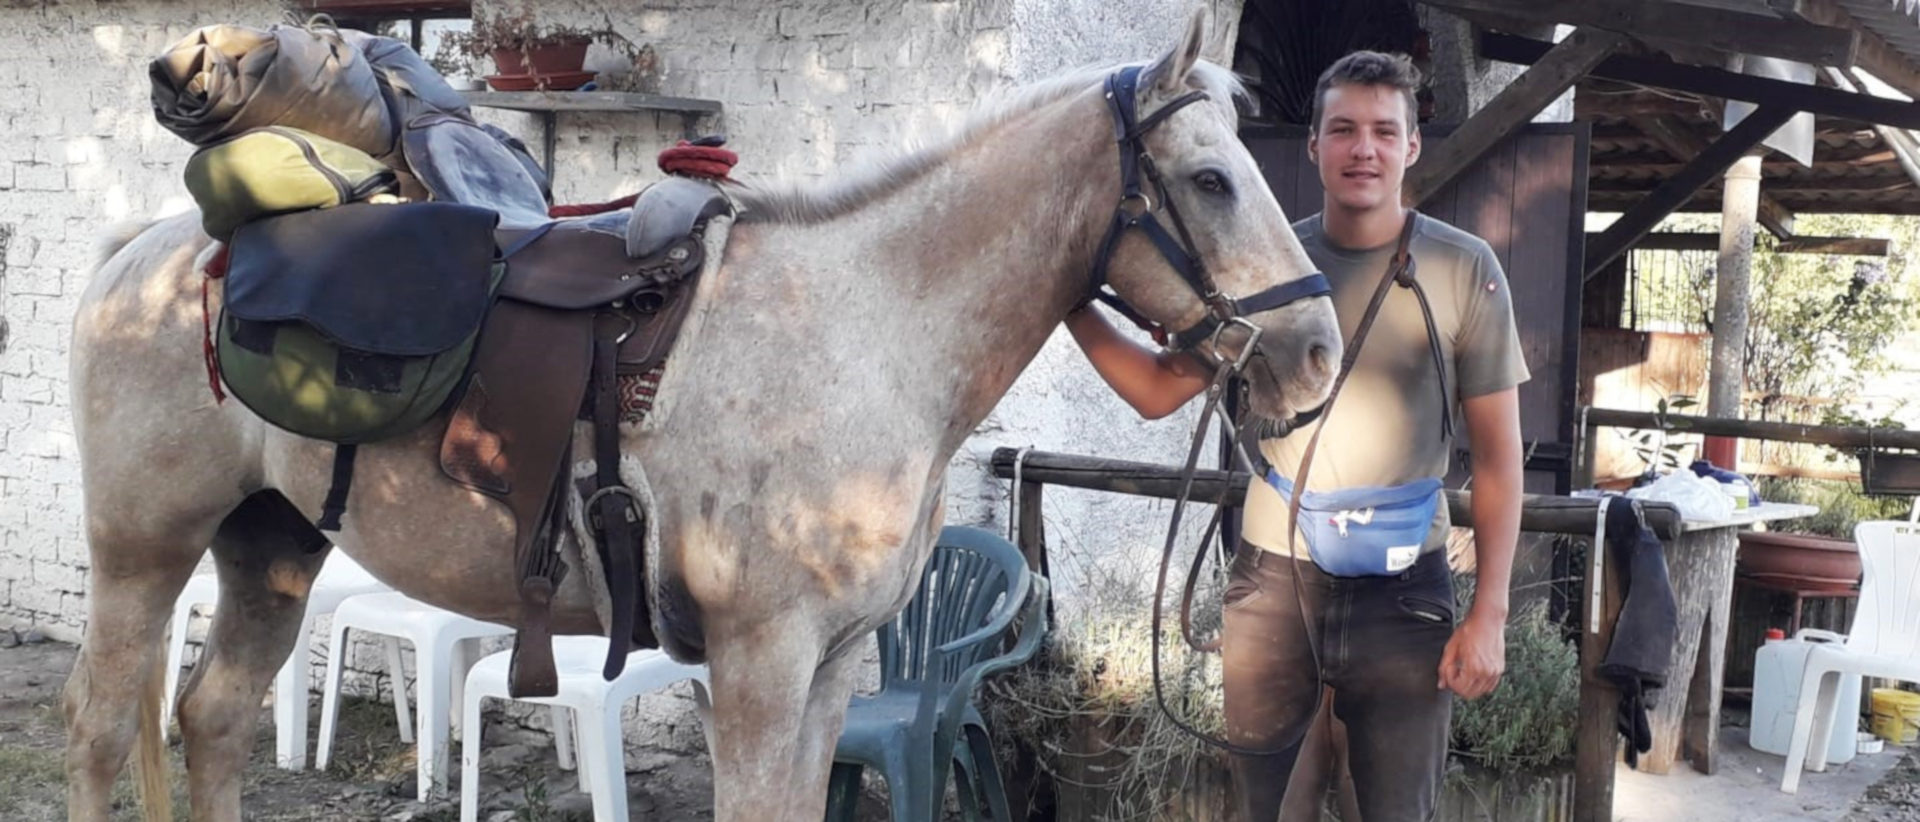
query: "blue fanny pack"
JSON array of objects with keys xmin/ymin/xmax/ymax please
[{"xmin": 1265, "ymin": 470, "xmax": 1442, "ymax": 577}]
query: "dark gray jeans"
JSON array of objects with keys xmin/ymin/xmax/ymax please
[{"xmin": 1221, "ymin": 541, "xmax": 1455, "ymax": 822}]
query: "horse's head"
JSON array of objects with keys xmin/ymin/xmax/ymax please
[{"xmin": 1091, "ymin": 10, "xmax": 1341, "ymax": 423}]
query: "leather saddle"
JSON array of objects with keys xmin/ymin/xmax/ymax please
[{"xmin": 434, "ymin": 177, "xmax": 730, "ymax": 697}]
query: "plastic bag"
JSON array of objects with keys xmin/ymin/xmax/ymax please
[{"xmin": 1627, "ymin": 470, "xmax": 1736, "ymax": 522}]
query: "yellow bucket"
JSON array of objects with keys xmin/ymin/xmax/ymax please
[{"xmin": 1870, "ymin": 688, "xmax": 1920, "ymax": 744}]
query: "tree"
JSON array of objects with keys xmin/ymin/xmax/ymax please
[{"xmin": 1742, "ymin": 214, "xmax": 1920, "ymax": 425}]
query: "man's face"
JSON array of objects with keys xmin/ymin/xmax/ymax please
[{"xmin": 1308, "ymin": 83, "xmax": 1421, "ymax": 215}]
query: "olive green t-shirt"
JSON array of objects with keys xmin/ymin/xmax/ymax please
[{"xmin": 1241, "ymin": 212, "xmax": 1531, "ymax": 557}]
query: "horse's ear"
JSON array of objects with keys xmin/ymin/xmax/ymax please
[{"xmin": 1148, "ymin": 6, "xmax": 1210, "ymax": 95}]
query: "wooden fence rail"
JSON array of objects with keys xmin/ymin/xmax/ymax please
[{"xmin": 986, "ymin": 446, "xmax": 1680, "ymax": 822}]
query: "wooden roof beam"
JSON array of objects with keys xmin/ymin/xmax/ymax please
[
  {"xmin": 1405, "ymin": 28, "xmax": 1625, "ymax": 206},
  {"xmin": 1482, "ymin": 32, "xmax": 1920, "ymax": 129},
  {"xmin": 1587, "ymin": 232, "xmax": 1888, "ymax": 255},
  {"xmin": 1630, "ymin": 114, "xmax": 1798, "ymax": 237},
  {"xmin": 1585, "ymin": 105, "xmax": 1798, "ymax": 281},
  {"xmin": 1425, "ymin": 0, "xmax": 1857, "ymax": 67},
  {"xmin": 1575, "ymin": 91, "xmax": 1716, "ymax": 120},
  {"xmin": 1787, "ymin": 0, "xmax": 1920, "ymax": 101}
]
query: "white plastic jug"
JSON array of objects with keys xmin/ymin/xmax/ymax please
[{"xmin": 1750, "ymin": 629, "xmax": 1859, "ymax": 763}]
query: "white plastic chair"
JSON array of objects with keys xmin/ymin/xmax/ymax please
[
  {"xmin": 1781, "ymin": 521, "xmax": 1920, "ymax": 792},
  {"xmin": 459, "ymin": 636, "xmax": 710, "ymax": 822},
  {"xmin": 314, "ymin": 591, "xmax": 514, "ymax": 799},
  {"xmin": 163, "ymin": 551, "xmax": 391, "ymax": 769}
]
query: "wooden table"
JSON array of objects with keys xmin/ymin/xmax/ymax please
[{"xmin": 1639, "ymin": 502, "xmax": 1819, "ymax": 775}]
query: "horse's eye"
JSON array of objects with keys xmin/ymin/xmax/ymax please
[{"xmin": 1193, "ymin": 170, "xmax": 1231, "ymax": 196}]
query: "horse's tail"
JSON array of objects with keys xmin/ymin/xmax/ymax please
[{"xmin": 134, "ymin": 648, "xmax": 174, "ymax": 822}]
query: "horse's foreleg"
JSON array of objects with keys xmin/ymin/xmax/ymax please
[
  {"xmin": 706, "ymin": 621, "xmax": 829, "ymax": 822},
  {"xmin": 63, "ymin": 538, "xmax": 205, "ymax": 822},
  {"xmin": 791, "ymin": 647, "xmax": 863, "ymax": 809},
  {"xmin": 174, "ymin": 494, "xmax": 329, "ymax": 822}
]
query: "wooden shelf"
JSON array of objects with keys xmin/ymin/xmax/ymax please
[
  {"xmin": 457, "ymin": 91, "xmax": 724, "ymax": 177},
  {"xmin": 297, "ymin": 0, "xmax": 471, "ymax": 17},
  {"xmin": 459, "ymin": 90, "xmax": 722, "ymax": 116}
]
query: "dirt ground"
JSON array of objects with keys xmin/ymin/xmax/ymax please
[
  {"xmin": 0, "ymin": 636, "xmax": 719, "ymax": 821},
  {"xmin": 12, "ymin": 635, "xmax": 1914, "ymax": 821}
]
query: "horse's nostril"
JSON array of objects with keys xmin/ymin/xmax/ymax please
[{"xmin": 1308, "ymin": 344, "xmax": 1331, "ymax": 374}]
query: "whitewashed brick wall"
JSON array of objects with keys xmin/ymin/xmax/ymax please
[{"xmin": 0, "ymin": 0, "xmax": 1244, "ymax": 768}]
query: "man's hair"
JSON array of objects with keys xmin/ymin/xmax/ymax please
[{"xmin": 1309, "ymin": 51, "xmax": 1421, "ymax": 133}]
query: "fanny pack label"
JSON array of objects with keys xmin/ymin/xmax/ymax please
[
  {"xmin": 1386, "ymin": 545, "xmax": 1420, "ymax": 573},
  {"xmin": 1267, "ymin": 470, "xmax": 1442, "ymax": 577}
]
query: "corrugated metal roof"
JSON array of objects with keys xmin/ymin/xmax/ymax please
[{"xmin": 1837, "ymin": 0, "xmax": 1920, "ymax": 53}]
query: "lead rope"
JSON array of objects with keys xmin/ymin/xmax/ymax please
[{"xmin": 1151, "ymin": 213, "xmax": 1419, "ymax": 756}]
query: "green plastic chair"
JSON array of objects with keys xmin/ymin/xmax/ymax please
[{"xmin": 824, "ymin": 525, "xmax": 1051, "ymax": 822}]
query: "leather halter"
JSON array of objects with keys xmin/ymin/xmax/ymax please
[{"xmin": 1088, "ymin": 65, "xmax": 1332, "ymax": 360}]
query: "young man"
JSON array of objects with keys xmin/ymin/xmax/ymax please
[{"xmin": 1067, "ymin": 51, "xmax": 1527, "ymax": 821}]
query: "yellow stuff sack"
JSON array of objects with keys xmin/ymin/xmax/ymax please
[{"xmin": 184, "ymin": 126, "xmax": 398, "ymax": 241}]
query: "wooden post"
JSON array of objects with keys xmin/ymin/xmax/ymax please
[
  {"xmin": 1574, "ymin": 504, "xmax": 1624, "ymax": 822},
  {"xmin": 1016, "ymin": 480, "xmax": 1047, "ymax": 573},
  {"xmin": 1705, "ymin": 153, "xmax": 1762, "ymax": 468}
]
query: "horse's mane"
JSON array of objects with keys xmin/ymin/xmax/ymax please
[{"xmin": 731, "ymin": 61, "xmax": 1247, "ymax": 226}]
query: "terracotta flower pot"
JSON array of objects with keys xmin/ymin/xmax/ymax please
[
  {"xmin": 1737, "ymin": 531, "xmax": 1861, "ymax": 591},
  {"xmin": 491, "ymin": 38, "xmax": 589, "ymax": 77}
]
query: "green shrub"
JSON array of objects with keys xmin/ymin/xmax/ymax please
[
  {"xmin": 1753, "ymin": 476, "xmax": 1914, "ymax": 539},
  {"xmin": 1449, "ymin": 577, "xmax": 1581, "ymax": 771}
]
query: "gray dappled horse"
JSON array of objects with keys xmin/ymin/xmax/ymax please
[{"xmin": 63, "ymin": 12, "xmax": 1339, "ymax": 822}]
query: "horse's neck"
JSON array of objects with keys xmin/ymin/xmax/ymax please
[{"xmin": 732, "ymin": 92, "xmax": 1117, "ymax": 451}]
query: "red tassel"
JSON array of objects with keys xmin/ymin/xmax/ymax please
[
  {"xmin": 545, "ymin": 139, "xmax": 740, "ymax": 218},
  {"xmin": 202, "ymin": 245, "xmax": 229, "ymax": 404}
]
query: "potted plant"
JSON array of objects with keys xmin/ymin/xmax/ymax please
[
  {"xmin": 434, "ymin": 3, "xmax": 644, "ymax": 91},
  {"xmin": 984, "ymin": 606, "xmax": 1236, "ymax": 822},
  {"xmin": 1623, "ymin": 393, "xmax": 1699, "ymax": 482}
]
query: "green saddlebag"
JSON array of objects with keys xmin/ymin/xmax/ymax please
[
  {"xmin": 215, "ymin": 201, "xmax": 501, "ymax": 445},
  {"xmin": 185, "ymin": 126, "xmax": 398, "ymax": 241}
]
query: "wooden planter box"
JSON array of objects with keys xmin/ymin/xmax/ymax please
[
  {"xmin": 1434, "ymin": 765, "xmax": 1574, "ymax": 822},
  {"xmin": 1053, "ymin": 715, "xmax": 1236, "ymax": 822},
  {"xmin": 1044, "ymin": 713, "xmax": 1571, "ymax": 822}
]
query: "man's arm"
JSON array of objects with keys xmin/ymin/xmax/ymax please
[
  {"xmin": 1439, "ymin": 386, "xmax": 1522, "ymax": 699},
  {"xmin": 1064, "ymin": 306, "xmax": 1212, "ymax": 419}
]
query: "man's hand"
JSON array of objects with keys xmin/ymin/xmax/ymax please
[{"xmin": 1438, "ymin": 609, "xmax": 1506, "ymax": 699}]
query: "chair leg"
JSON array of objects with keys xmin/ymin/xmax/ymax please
[
  {"xmin": 386, "ymin": 636, "xmax": 413, "ymax": 744},
  {"xmin": 1782, "ymin": 665, "xmax": 1835, "ymax": 793},
  {"xmin": 552, "ymin": 706, "xmax": 576, "ymax": 771},
  {"xmin": 825, "ymin": 762, "xmax": 864, "ymax": 822},
  {"xmin": 162, "ymin": 599, "xmax": 197, "ymax": 738},
  {"xmin": 460, "ymin": 693, "xmax": 486, "ymax": 822},
  {"xmin": 881, "ymin": 745, "xmax": 919, "ymax": 822},
  {"xmin": 315, "ymin": 622, "xmax": 353, "ymax": 771},
  {"xmin": 419, "ymin": 637, "xmax": 452, "ymax": 801},
  {"xmin": 1807, "ymin": 668, "xmax": 1842, "ymax": 773},
  {"xmin": 965, "ymin": 724, "xmax": 1012, "ymax": 822},
  {"xmin": 954, "ymin": 752, "xmax": 983, "ymax": 822},
  {"xmin": 274, "ymin": 613, "xmax": 318, "ymax": 770},
  {"xmin": 577, "ymin": 705, "xmax": 628, "ymax": 822},
  {"xmin": 450, "ymin": 638, "xmax": 472, "ymax": 742}
]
